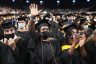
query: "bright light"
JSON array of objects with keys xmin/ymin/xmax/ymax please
[
  {"xmin": 73, "ymin": 0, "xmax": 76, "ymax": 3},
  {"xmin": 87, "ymin": 0, "xmax": 90, "ymax": 2},
  {"xmin": 43, "ymin": 11, "xmax": 47, "ymax": 14},
  {"xmin": 12, "ymin": 0, "xmax": 15, "ymax": 2},
  {"xmin": 40, "ymin": 1, "xmax": 43, "ymax": 4},
  {"xmin": 26, "ymin": 0, "xmax": 29, "ymax": 3},
  {"xmin": 57, "ymin": 0, "xmax": 60, "ymax": 4}
]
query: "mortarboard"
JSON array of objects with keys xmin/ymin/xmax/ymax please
[{"xmin": 35, "ymin": 19, "xmax": 50, "ymax": 30}]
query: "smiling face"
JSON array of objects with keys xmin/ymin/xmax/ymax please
[{"xmin": 40, "ymin": 26, "xmax": 49, "ymax": 32}]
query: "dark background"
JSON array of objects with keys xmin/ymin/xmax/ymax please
[{"xmin": 0, "ymin": 0, "xmax": 96, "ymax": 10}]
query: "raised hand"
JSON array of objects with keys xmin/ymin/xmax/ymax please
[
  {"xmin": 29, "ymin": 4, "xmax": 41, "ymax": 16},
  {"xmin": 78, "ymin": 34, "xmax": 86, "ymax": 47}
]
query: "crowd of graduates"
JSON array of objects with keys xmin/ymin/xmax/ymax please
[{"xmin": 0, "ymin": 4, "xmax": 96, "ymax": 64}]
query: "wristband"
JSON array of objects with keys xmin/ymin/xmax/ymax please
[{"xmin": 30, "ymin": 16, "xmax": 35, "ymax": 20}]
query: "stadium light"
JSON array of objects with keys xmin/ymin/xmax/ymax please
[
  {"xmin": 73, "ymin": 0, "xmax": 76, "ymax": 3},
  {"xmin": 57, "ymin": 0, "xmax": 60, "ymax": 4},
  {"xmin": 87, "ymin": 0, "xmax": 90, "ymax": 2},
  {"xmin": 40, "ymin": 0, "xmax": 43, "ymax": 5},
  {"xmin": 12, "ymin": 0, "xmax": 15, "ymax": 2},
  {"xmin": 26, "ymin": 0, "xmax": 29, "ymax": 3}
]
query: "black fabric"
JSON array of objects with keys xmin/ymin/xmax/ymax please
[
  {"xmin": 2, "ymin": 20, "xmax": 15, "ymax": 29},
  {"xmin": 36, "ymin": 39, "xmax": 61, "ymax": 64},
  {"xmin": 60, "ymin": 50, "xmax": 72, "ymax": 64},
  {"xmin": 48, "ymin": 20, "xmax": 59, "ymax": 33},
  {"xmin": 60, "ymin": 49, "xmax": 80, "ymax": 64},
  {"xmin": 35, "ymin": 19, "xmax": 50, "ymax": 30},
  {"xmin": 4, "ymin": 33, "xmax": 14, "ymax": 40},
  {"xmin": 14, "ymin": 38, "xmax": 30, "ymax": 64},
  {"xmin": 84, "ymin": 40, "xmax": 96, "ymax": 64},
  {"xmin": 0, "ymin": 41, "xmax": 15, "ymax": 64},
  {"xmin": 15, "ymin": 31, "xmax": 31, "ymax": 39},
  {"xmin": 28, "ymin": 32, "xmax": 41, "ymax": 64}
]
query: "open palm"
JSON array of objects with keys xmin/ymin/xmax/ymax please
[{"xmin": 29, "ymin": 4, "xmax": 41, "ymax": 16}]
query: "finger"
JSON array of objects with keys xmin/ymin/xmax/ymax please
[
  {"xmin": 29, "ymin": 5, "xmax": 31, "ymax": 10},
  {"xmin": 4, "ymin": 38, "xmax": 8, "ymax": 43},
  {"xmin": 31, "ymin": 4, "xmax": 33, "ymax": 9},
  {"xmin": 36, "ymin": 4, "xmax": 38, "ymax": 10},
  {"xmin": 29, "ymin": 5, "xmax": 32, "ymax": 11},
  {"xmin": 33, "ymin": 4, "xmax": 35, "ymax": 9},
  {"xmin": 4, "ymin": 38, "xmax": 8, "ymax": 45}
]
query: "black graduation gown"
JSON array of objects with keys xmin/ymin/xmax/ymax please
[
  {"xmin": 0, "ymin": 41, "xmax": 15, "ymax": 64},
  {"xmin": 36, "ymin": 39, "xmax": 61, "ymax": 64},
  {"xmin": 53, "ymin": 31, "xmax": 65, "ymax": 45},
  {"xmin": 14, "ymin": 37, "xmax": 30, "ymax": 64},
  {"xmin": 60, "ymin": 49, "xmax": 80, "ymax": 64},
  {"xmin": 48, "ymin": 21, "xmax": 59, "ymax": 33},
  {"xmin": 15, "ymin": 31, "xmax": 31, "ymax": 39},
  {"xmin": 28, "ymin": 32, "xmax": 41, "ymax": 64},
  {"xmin": 60, "ymin": 39, "xmax": 80, "ymax": 64},
  {"xmin": 14, "ymin": 32, "xmax": 39, "ymax": 64},
  {"xmin": 84, "ymin": 40, "xmax": 96, "ymax": 64}
]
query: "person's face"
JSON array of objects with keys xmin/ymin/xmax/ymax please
[
  {"xmin": 56, "ymin": 15, "xmax": 61, "ymax": 20},
  {"xmin": 76, "ymin": 20, "xmax": 80, "ymax": 24},
  {"xmin": 18, "ymin": 20, "xmax": 26, "ymax": 24},
  {"xmin": 40, "ymin": 26, "xmax": 49, "ymax": 32},
  {"xmin": 4, "ymin": 28, "xmax": 15, "ymax": 35},
  {"xmin": 70, "ymin": 16, "xmax": 74, "ymax": 20},
  {"xmin": 78, "ymin": 30, "xmax": 85, "ymax": 35},
  {"xmin": 18, "ymin": 20, "xmax": 26, "ymax": 29},
  {"xmin": 72, "ymin": 29, "xmax": 77, "ymax": 34}
]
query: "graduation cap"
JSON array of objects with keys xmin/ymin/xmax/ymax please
[
  {"xmin": 17, "ymin": 16, "xmax": 29, "ymax": 23},
  {"xmin": 80, "ymin": 12, "xmax": 88, "ymax": 16},
  {"xmin": 44, "ymin": 14, "xmax": 51, "ymax": 18},
  {"xmin": 75, "ymin": 16, "xmax": 86, "ymax": 21},
  {"xmin": 75, "ymin": 16, "xmax": 86, "ymax": 25},
  {"xmin": 17, "ymin": 17, "xmax": 26, "ymax": 21},
  {"xmin": 1, "ymin": 20, "xmax": 15, "ymax": 29},
  {"xmin": 35, "ymin": 19, "xmax": 50, "ymax": 30},
  {"xmin": 58, "ymin": 20, "xmax": 68, "ymax": 27},
  {"xmin": 67, "ymin": 14, "xmax": 74, "ymax": 17}
]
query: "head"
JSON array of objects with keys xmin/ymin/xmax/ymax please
[
  {"xmin": 36, "ymin": 19, "xmax": 51, "ymax": 40},
  {"xmin": 39, "ymin": 24, "xmax": 51, "ymax": 40},
  {"xmin": 17, "ymin": 17, "xmax": 27, "ymax": 30},
  {"xmin": 40, "ymin": 25, "xmax": 50, "ymax": 33},
  {"xmin": 67, "ymin": 14, "xmax": 74, "ymax": 21},
  {"xmin": 2, "ymin": 21, "xmax": 15, "ymax": 40},
  {"xmin": 55, "ymin": 14, "xmax": 62, "ymax": 22},
  {"xmin": 71, "ymin": 28, "xmax": 77, "ymax": 34}
]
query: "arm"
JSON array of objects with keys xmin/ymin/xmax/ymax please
[
  {"xmin": 68, "ymin": 34, "xmax": 78, "ymax": 55},
  {"xmin": 28, "ymin": 4, "xmax": 41, "ymax": 32}
]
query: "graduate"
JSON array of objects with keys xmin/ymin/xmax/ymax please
[
  {"xmin": 1, "ymin": 20, "xmax": 17, "ymax": 49},
  {"xmin": 15, "ymin": 17, "xmax": 30, "ymax": 39},
  {"xmin": 0, "ymin": 41, "xmax": 15, "ymax": 64},
  {"xmin": 84, "ymin": 30, "xmax": 96, "ymax": 64},
  {"xmin": 35, "ymin": 19, "xmax": 61, "ymax": 64},
  {"xmin": 60, "ymin": 27, "xmax": 87, "ymax": 64},
  {"xmin": 0, "ymin": 21, "xmax": 16, "ymax": 64},
  {"xmin": 1, "ymin": 19, "xmax": 30, "ymax": 64}
]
